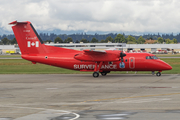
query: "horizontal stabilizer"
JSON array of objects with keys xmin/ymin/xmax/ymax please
[{"xmin": 9, "ymin": 21, "xmax": 29, "ymax": 25}]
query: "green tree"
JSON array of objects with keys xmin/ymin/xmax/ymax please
[
  {"xmin": 165, "ymin": 38, "xmax": 172, "ymax": 44},
  {"xmin": 91, "ymin": 37, "xmax": 98, "ymax": 43},
  {"xmin": 44, "ymin": 40, "xmax": 52, "ymax": 43},
  {"xmin": 105, "ymin": 36, "xmax": 113, "ymax": 42},
  {"xmin": 137, "ymin": 36, "xmax": 145, "ymax": 44},
  {"xmin": 157, "ymin": 37, "xmax": 164, "ymax": 43},
  {"xmin": 75, "ymin": 40, "xmax": 79, "ymax": 43},
  {"xmin": 172, "ymin": 38, "xmax": 178, "ymax": 43},
  {"xmin": 64, "ymin": 37, "xmax": 73, "ymax": 43},
  {"xmin": 1, "ymin": 37, "xmax": 10, "ymax": 45},
  {"xmin": 127, "ymin": 35, "xmax": 136, "ymax": 44},
  {"xmin": 100, "ymin": 39, "xmax": 106, "ymax": 43},
  {"xmin": 11, "ymin": 38, "xmax": 17, "ymax": 44},
  {"xmin": 54, "ymin": 37, "xmax": 63, "ymax": 43},
  {"xmin": 115, "ymin": 34, "xmax": 126, "ymax": 43},
  {"xmin": 80, "ymin": 38, "xmax": 88, "ymax": 43}
]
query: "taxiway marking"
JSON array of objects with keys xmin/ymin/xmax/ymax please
[
  {"xmin": 0, "ymin": 105, "xmax": 80, "ymax": 120},
  {"xmin": 83, "ymin": 92, "xmax": 180, "ymax": 102},
  {"xmin": 119, "ymin": 98, "xmax": 171, "ymax": 103}
]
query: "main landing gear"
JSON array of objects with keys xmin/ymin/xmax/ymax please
[
  {"xmin": 93, "ymin": 71, "xmax": 109, "ymax": 78},
  {"xmin": 92, "ymin": 62, "xmax": 103, "ymax": 78},
  {"xmin": 93, "ymin": 72, "xmax": 99, "ymax": 78},
  {"xmin": 92, "ymin": 62, "xmax": 110, "ymax": 78},
  {"xmin": 101, "ymin": 72, "xmax": 107, "ymax": 76}
]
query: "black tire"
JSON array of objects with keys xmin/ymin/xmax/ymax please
[
  {"xmin": 101, "ymin": 72, "xmax": 107, "ymax": 76},
  {"xmin": 93, "ymin": 72, "xmax": 99, "ymax": 78},
  {"xmin": 156, "ymin": 72, "xmax": 161, "ymax": 77}
]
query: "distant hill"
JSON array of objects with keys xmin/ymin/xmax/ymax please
[{"xmin": 0, "ymin": 29, "xmax": 180, "ymax": 43}]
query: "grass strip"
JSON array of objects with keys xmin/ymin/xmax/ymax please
[{"xmin": 0, "ymin": 59, "xmax": 179, "ymax": 74}]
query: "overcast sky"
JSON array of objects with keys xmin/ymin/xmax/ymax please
[{"xmin": 1, "ymin": 0, "xmax": 180, "ymax": 34}]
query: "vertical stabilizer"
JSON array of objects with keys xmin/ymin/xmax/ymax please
[{"xmin": 9, "ymin": 21, "xmax": 47, "ymax": 55}]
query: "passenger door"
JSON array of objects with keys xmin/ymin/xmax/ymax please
[{"xmin": 129, "ymin": 57, "xmax": 135, "ymax": 69}]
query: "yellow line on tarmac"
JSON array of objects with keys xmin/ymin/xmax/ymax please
[{"xmin": 83, "ymin": 93, "xmax": 180, "ymax": 102}]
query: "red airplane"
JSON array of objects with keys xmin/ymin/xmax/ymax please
[{"xmin": 9, "ymin": 21, "xmax": 172, "ymax": 77}]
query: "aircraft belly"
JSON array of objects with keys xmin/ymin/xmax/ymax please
[{"xmin": 22, "ymin": 54, "xmax": 166, "ymax": 72}]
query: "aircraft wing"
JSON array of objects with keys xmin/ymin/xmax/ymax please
[
  {"xmin": 74, "ymin": 49, "xmax": 120, "ymax": 62},
  {"xmin": 83, "ymin": 50, "xmax": 106, "ymax": 55}
]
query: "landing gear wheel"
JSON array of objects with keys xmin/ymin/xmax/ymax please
[
  {"xmin": 93, "ymin": 72, "xmax": 99, "ymax": 78},
  {"xmin": 156, "ymin": 72, "xmax": 161, "ymax": 77},
  {"xmin": 101, "ymin": 72, "xmax": 107, "ymax": 76}
]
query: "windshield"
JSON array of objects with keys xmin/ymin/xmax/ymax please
[{"xmin": 151, "ymin": 56, "xmax": 158, "ymax": 59}]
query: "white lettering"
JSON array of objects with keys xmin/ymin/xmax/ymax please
[
  {"xmin": 23, "ymin": 30, "xmax": 30, "ymax": 32},
  {"xmin": 74, "ymin": 64, "xmax": 117, "ymax": 70},
  {"xmin": 26, "ymin": 37, "xmax": 37, "ymax": 40}
]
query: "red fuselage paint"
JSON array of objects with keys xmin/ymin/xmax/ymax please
[
  {"xmin": 9, "ymin": 21, "xmax": 172, "ymax": 75},
  {"xmin": 21, "ymin": 51, "xmax": 172, "ymax": 72}
]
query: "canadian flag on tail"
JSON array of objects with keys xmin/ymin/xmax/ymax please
[{"xmin": 27, "ymin": 41, "xmax": 39, "ymax": 47}]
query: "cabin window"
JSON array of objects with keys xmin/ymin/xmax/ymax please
[
  {"xmin": 125, "ymin": 59, "xmax": 127, "ymax": 62},
  {"xmin": 146, "ymin": 56, "xmax": 151, "ymax": 59}
]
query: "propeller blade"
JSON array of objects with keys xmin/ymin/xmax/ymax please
[{"xmin": 120, "ymin": 51, "xmax": 126, "ymax": 61}]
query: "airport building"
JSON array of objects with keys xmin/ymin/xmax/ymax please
[
  {"xmin": 47, "ymin": 43, "xmax": 180, "ymax": 54},
  {"xmin": 0, "ymin": 45, "xmax": 20, "ymax": 54},
  {"xmin": 0, "ymin": 43, "xmax": 180, "ymax": 54}
]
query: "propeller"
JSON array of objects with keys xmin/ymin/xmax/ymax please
[{"xmin": 120, "ymin": 51, "xmax": 126, "ymax": 62}]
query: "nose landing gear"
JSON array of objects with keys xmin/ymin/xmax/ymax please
[
  {"xmin": 156, "ymin": 72, "xmax": 161, "ymax": 76},
  {"xmin": 152, "ymin": 71, "xmax": 155, "ymax": 75}
]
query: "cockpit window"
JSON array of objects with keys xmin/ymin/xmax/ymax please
[
  {"xmin": 152, "ymin": 56, "xmax": 158, "ymax": 59},
  {"xmin": 146, "ymin": 56, "xmax": 158, "ymax": 60}
]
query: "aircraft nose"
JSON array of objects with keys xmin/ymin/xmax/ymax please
[
  {"xmin": 166, "ymin": 64, "xmax": 172, "ymax": 70},
  {"xmin": 161, "ymin": 61, "xmax": 172, "ymax": 70}
]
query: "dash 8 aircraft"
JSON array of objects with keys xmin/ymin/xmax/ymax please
[{"xmin": 9, "ymin": 21, "xmax": 172, "ymax": 77}]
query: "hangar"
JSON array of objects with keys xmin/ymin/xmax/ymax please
[
  {"xmin": 0, "ymin": 45, "xmax": 20, "ymax": 54},
  {"xmin": 0, "ymin": 43, "xmax": 180, "ymax": 54},
  {"xmin": 48, "ymin": 43, "xmax": 180, "ymax": 54}
]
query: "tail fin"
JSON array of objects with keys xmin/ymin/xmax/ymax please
[{"xmin": 9, "ymin": 21, "xmax": 47, "ymax": 55}]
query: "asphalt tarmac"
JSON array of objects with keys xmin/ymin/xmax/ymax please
[{"xmin": 0, "ymin": 74, "xmax": 180, "ymax": 120}]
